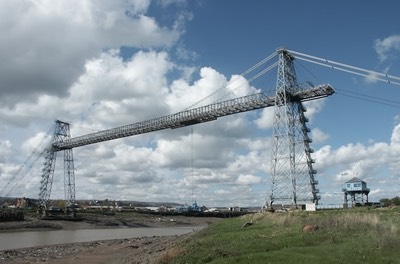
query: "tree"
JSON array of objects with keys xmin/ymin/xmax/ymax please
[
  {"xmin": 57, "ymin": 200, "xmax": 66, "ymax": 209},
  {"xmin": 380, "ymin": 198, "xmax": 389, "ymax": 206}
]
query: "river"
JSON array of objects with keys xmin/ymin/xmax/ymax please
[{"xmin": 0, "ymin": 226, "xmax": 203, "ymax": 251}]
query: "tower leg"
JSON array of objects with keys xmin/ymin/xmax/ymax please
[
  {"xmin": 268, "ymin": 49, "xmax": 320, "ymax": 208},
  {"xmin": 64, "ymin": 148, "xmax": 75, "ymax": 208},
  {"xmin": 39, "ymin": 149, "xmax": 57, "ymax": 210},
  {"xmin": 39, "ymin": 120, "xmax": 74, "ymax": 212}
]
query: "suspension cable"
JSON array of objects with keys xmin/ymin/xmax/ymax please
[
  {"xmin": 293, "ymin": 51, "xmax": 400, "ymax": 108},
  {"xmin": 335, "ymin": 88, "xmax": 400, "ymax": 108},
  {"xmin": 1, "ymin": 125, "xmax": 54, "ymax": 196},
  {"xmin": 185, "ymin": 51, "xmax": 278, "ymax": 110},
  {"xmin": 288, "ymin": 49, "xmax": 400, "ymax": 86}
]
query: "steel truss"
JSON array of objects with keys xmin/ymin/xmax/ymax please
[
  {"xmin": 40, "ymin": 49, "xmax": 334, "ymax": 209},
  {"xmin": 39, "ymin": 120, "xmax": 75, "ymax": 209},
  {"xmin": 268, "ymin": 49, "xmax": 320, "ymax": 208},
  {"xmin": 52, "ymin": 86, "xmax": 333, "ymax": 151}
]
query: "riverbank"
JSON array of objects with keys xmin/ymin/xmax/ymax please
[
  {"xmin": 0, "ymin": 213, "xmax": 220, "ymax": 263},
  {"xmin": 0, "ymin": 212, "xmax": 218, "ymax": 232},
  {"xmin": 1, "ymin": 234, "xmax": 191, "ymax": 264},
  {"xmin": 172, "ymin": 208, "xmax": 400, "ymax": 263}
]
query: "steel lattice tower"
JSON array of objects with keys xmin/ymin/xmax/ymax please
[
  {"xmin": 39, "ymin": 120, "xmax": 75, "ymax": 209},
  {"xmin": 36, "ymin": 49, "xmax": 335, "ymax": 213},
  {"xmin": 268, "ymin": 49, "xmax": 319, "ymax": 208}
]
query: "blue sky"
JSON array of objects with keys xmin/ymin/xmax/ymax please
[{"xmin": 0, "ymin": 0, "xmax": 400, "ymax": 207}]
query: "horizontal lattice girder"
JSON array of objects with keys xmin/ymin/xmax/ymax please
[{"xmin": 53, "ymin": 84, "xmax": 334, "ymax": 151}]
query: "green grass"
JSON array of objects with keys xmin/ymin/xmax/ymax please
[{"xmin": 164, "ymin": 207, "xmax": 400, "ymax": 264}]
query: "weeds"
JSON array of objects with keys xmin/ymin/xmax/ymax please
[
  {"xmin": 157, "ymin": 246, "xmax": 186, "ymax": 264},
  {"xmin": 172, "ymin": 208, "xmax": 400, "ymax": 263}
]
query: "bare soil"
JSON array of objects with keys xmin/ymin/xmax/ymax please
[{"xmin": 0, "ymin": 213, "xmax": 219, "ymax": 264}]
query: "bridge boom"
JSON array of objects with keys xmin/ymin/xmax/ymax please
[{"xmin": 53, "ymin": 84, "xmax": 334, "ymax": 151}]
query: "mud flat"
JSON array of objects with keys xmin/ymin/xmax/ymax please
[{"xmin": 0, "ymin": 213, "xmax": 220, "ymax": 264}]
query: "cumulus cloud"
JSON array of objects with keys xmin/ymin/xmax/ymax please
[
  {"xmin": 0, "ymin": 50, "xmax": 174, "ymax": 130},
  {"xmin": 236, "ymin": 174, "xmax": 262, "ymax": 185},
  {"xmin": 374, "ymin": 34, "xmax": 400, "ymax": 62},
  {"xmin": 390, "ymin": 123, "xmax": 400, "ymax": 144},
  {"xmin": 302, "ymin": 99, "xmax": 326, "ymax": 123},
  {"xmin": 314, "ymin": 122, "xmax": 400, "ymax": 203},
  {"xmin": 255, "ymin": 108, "xmax": 274, "ymax": 129},
  {"xmin": 1, "ymin": 43, "xmax": 270, "ymax": 205},
  {"xmin": 255, "ymin": 99, "xmax": 327, "ymax": 130},
  {"xmin": 20, "ymin": 132, "xmax": 50, "ymax": 154},
  {"xmin": 167, "ymin": 67, "xmax": 228, "ymax": 111},
  {"xmin": 4, "ymin": 2, "xmax": 399, "ymax": 208},
  {"xmin": 0, "ymin": 0, "xmax": 182, "ymax": 106},
  {"xmin": 0, "ymin": 0, "xmax": 330, "ymax": 206},
  {"xmin": 0, "ymin": 140, "xmax": 13, "ymax": 163},
  {"xmin": 311, "ymin": 128, "xmax": 329, "ymax": 143}
]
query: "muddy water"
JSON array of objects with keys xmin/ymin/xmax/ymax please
[{"xmin": 0, "ymin": 226, "xmax": 203, "ymax": 251}]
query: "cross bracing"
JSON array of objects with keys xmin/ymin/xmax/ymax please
[
  {"xmin": 268, "ymin": 49, "xmax": 321, "ymax": 207},
  {"xmin": 52, "ymin": 85, "xmax": 334, "ymax": 151},
  {"xmin": 39, "ymin": 84, "xmax": 333, "ymax": 209},
  {"xmin": 2, "ymin": 47, "xmax": 397, "ymax": 210},
  {"xmin": 38, "ymin": 48, "xmax": 338, "ymax": 210}
]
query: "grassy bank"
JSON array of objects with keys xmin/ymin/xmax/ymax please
[{"xmin": 162, "ymin": 207, "xmax": 400, "ymax": 263}]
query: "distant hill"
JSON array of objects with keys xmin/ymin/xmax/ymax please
[{"xmin": 0, "ymin": 196, "xmax": 182, "ymax": 208}]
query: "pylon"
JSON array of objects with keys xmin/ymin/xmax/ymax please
[
  {"xmin": 267, "ymin": 49, "xmax": 319, "ymax": 208},
  {"xmin": 39, "ymin": 120, "xmax": 75, "ymax": 209}
]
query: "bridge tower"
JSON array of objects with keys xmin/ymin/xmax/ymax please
[
  {"xmin": 33, "ymin": 49, "xmax": 335, "ymax": 212},
  {"xmin": 39, "ymin": 120, "xmax": 75, "ymax": 210},
  {"xmin": 268, "ymin": 49, "xmax": 319, "ymax": 208}
]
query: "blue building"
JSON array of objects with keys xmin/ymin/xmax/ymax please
[
  {"xmin": 342, "ymin": 177, "xmax": 370, "ymax": 207},
  {"xmin": 176, "ymin": 201, "xmax": 203, "ymax": 213}
]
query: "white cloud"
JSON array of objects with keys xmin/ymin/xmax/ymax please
[
  {"xmin": 2, "ymin": 2, "xmax": 399, "ymax": 208},
  {"xmin": 364, "ymin": 72, "xmax": 379, "ymax": 84},
  {"xmin": 374, "ymin": 34, "xmax": 400, "ymax": 62},
  {"xmin": 0, "ymin": 50, "xmax": 174, "ymax": 130},
  {"xmin": 0, "ymin": 0, "xmax": 181, "ymax": 106},
  {"xmin": 158, "ymin": 0, "xmax": 187, "ymax": 7},
  {"xmin": 2, "ymin": 38, "xmax": 398, "ymax": 206},
  {"xmin": 390, "ymin": 123, "xmax": 400, "ymax": 144},
  {"xmin": 0, "ymin": 140, "xmax": 13, "ymax": 163},
  {"xmin": 236, "ymin": 174, "xmax": 262, "ymax": 185},
  {"xmin": 314, "ymin": 122, "xmax": 400, "ymax": 203},
  {"xmin": 70, "ymin": 50, "xmax": 172, "ymax": 125},
  {"xmin": 255, "ymin": 99, "xmax": 326, "ymax": 130},
  {"xmin": 311, "ymin": 128, "xmax": 329, "ymax": 143},
  {"xmin": 175, "ymin": 45, "xmax": 199, "ymax": 61},
  {"xmin": 255, "ymin": 108, "xmax": 274, "ymax": 129},
  {"xmin": 21, "ymin": 132, "xmax": 50, "ymax": 154},
  {"xmin": 302, "ymin": 99, "xmax": 326, "ymax": 123},
  {"xmin": 0, "ymin": 43, "xmax": 272, "ymax": 206}
]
